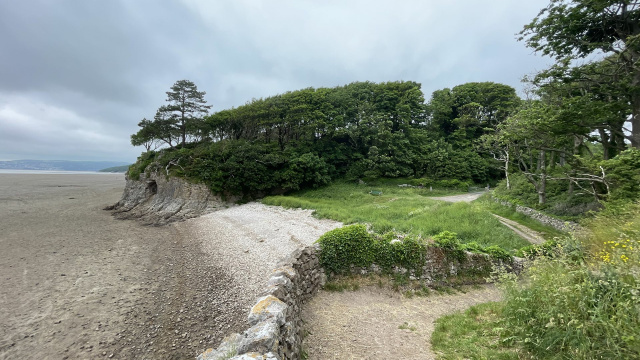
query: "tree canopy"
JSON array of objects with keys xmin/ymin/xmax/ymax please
[{"xmin": 520, "ymin": 0, "xmax": 640, "ymax": 147}]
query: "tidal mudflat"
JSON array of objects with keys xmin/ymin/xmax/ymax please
[
  {"xmin": 0, "ymin": 173, "xmax": 342, "ymax": 360},
  {"xmin": 0, "ymin": 174, "xmax": 238, "ymax": 359}
]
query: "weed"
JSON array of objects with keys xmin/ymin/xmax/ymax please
[{"xmin": 398, "ymin": 322, "xmax": 417, "ymax": 331}]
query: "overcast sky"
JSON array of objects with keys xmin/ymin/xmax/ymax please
[{"xmin": 0, "ymin": 0, "xmax": 553, "ymax": 162}]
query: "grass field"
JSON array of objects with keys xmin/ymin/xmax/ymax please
[{"xmin": 263, "ymin": 182, "xmax": 531, "ymax": 252}]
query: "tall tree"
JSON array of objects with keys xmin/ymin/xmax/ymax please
[
  {"xmin": 160, "ymin": 80, "xmax": 212, "ymax": 147},
  {"xmin": 520, "ymin": 0, "xmax": 640, "ymax": 147}
]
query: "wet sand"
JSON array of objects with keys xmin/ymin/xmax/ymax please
[{"xmin": 0, "ymin": 174, "xmax": 237, "ymax": 359}]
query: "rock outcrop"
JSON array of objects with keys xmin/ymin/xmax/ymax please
[{"xmin": 106, "ymin": 172, "xmax": 231, "ymax": 225}]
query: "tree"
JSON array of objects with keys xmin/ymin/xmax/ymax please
[
  {"xmin": 130, "ymin": 118, "xmax": 158, "ymax": 151},
  {"xmin": 426, "ymin": 82, "xmax": 521, "ymax": 146},
  {"xmin": 520, "ymin": 0, "xmax": 640, "ymax": 147},
  {"xmin": 158, "ymin": 80, "xmax": 212, "ymax": 147}
]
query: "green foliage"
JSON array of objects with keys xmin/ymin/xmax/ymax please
[
  {"xmin": 127, "ymin": 151, "xmax": 156, "ymax": 180},
  {"xmin": 127, "ymin": 80, "xmax": 518, "ymax": 197},
  {"xmin": 264, "ymin": 182, "xmax": 530, "ymax": 251},
  {"xmin": 497, "ymin": 203, "xmax": 640, "ymax": 359},
  {"xmin": 280, "ymin": 153, "xmax": 331, "ymax": 191},
  {"xmin": 316, "ymin": 225, "xmax": 376, "ymax": 275},
  {"xmin": 493, "ymin": 173, "xmax": 601, "ymax": 219},
  {"xmin": 316, "ymin": 225, "xmax": 433, "ymax": 276},
  {"xmin": 601, "ymin": 148, "xmax": 640, "ymax": 202},
  {"xmin": 515, "ymin": 239, "xmax": 559, "ymax": 259},
  {"xmin": 433, "ymin": 231, "xmax": 466, "ymax": 261},
  {"xmin": 427, "ymin": 82, "xmax": 521, "ymax": 145}
]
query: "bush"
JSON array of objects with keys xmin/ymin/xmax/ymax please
[
  {"xmin": 316, "ymin": 226, "xmax": 430, "ymax": 276},
  {"xmin": 316, "ymin": 225, "xmax": 375, "ymax": 275},
  {"xmin": 127, "ymin": 151, "xmax": 156, "ymax": 180}
]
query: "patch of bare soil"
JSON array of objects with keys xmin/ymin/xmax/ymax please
[
  {"xmin": 303, "ymin": 285, "xmax": 502, "ymax": 360},
  {"xmin": 427, "ymin": 192, "xmax": 484, "ymax": 203}
]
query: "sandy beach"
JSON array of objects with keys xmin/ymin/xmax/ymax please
[
  {"xmin": 0, "ymin": 173, "xmax": 342, "ymax": 360},
  {"xmin": 0, "ymin": 173, "xmax": 229, "ymax": 359}
]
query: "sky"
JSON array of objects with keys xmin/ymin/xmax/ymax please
[{"xmin": 0, "ymin": 0, "xmax": 554, "ymax": 163}]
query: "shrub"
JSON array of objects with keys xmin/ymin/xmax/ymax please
[
  {"xmin": 433, "ymin": 231, "xmax": 466, "ymax": 261},
  {"xmin": 127, "ymin": 151, "xmax": 156, "ymax": 180},
  {"xmin": 316, "ymin": 225, "xmax": 375, "ymax": 275}
]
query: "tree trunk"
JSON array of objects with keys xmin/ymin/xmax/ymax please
[
  {"xmin": 505, "ymin": 151, "xmax": 510, "ymax": 190},
  {"xmin": 599, "ymin": 128, "xmax": 610, "ymax": 160},
  {"xmin": 631, "ymin": 93, "xmax": 640, "ymax": 148},
  {"xmin": 538, "ymin": 149, "xmax": 547, "ymax": 204}
]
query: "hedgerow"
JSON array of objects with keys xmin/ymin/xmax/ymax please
[{"xmin": 316, "ymin": 225, "xmax": 512, "ymax": 276}]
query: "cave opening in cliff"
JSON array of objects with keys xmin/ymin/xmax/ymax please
[{"xmin": 146, "ymin": 180, "xmax": 157, "ymax": 195}]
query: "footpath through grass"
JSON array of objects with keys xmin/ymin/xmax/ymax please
[{"xmin": 263, "ymin": 181, "xmax": 530, "ymax": 252}]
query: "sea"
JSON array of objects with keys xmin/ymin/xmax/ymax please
[{"xmin": 0, "ymin": 169, "xmax": 119, "ymax": 175}]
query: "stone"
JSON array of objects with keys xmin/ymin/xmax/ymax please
[
  {"xmin": 228, "ymin": 352, "xmax": 280, "ymax": 360},
  {"xmin": 197, "ymin": 333, "xmax": 242, "ymax": 360},
  {"xmin": 248, "ymin": 296, "xmax": 288, "ymax": 326},
  {"xmin": 237, "ymin": 321, "xmax": 280, "ymax": 354}
]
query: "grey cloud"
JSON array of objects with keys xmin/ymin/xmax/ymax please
[{"xmin": 0, "ymin": 0, "xmax": 552, "ymax": 162}]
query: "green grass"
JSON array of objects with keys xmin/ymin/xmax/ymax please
[
  {"xmin": 475, "ymin": 194, "xmax": 565, "ymax": 241},
  {"xmin": 263, "ymin": 181, "xmax": 530, "ymax": 251},
  {"xmin": 432, "ymin": 302, "xmax": 529, "ymax": 360}
]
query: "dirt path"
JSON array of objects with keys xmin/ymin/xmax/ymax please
[
  {"xmin": 428, "ymin": 192, "xmax": 543, "ymax": 245},
  {"xmin": 492, "ymin": 214, "xmax": 544, "ymax": 245},
  {"xmin": 303, "ymin": 285, "xmax": 502, "ymax": 360}
]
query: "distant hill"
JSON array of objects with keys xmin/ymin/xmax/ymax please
[
  {"xmin": 0, "ymin": 160, "xmax": 130, "ymax": 172},
  {"xmin": 98, "ymin": 165, "xmax": 130, "ymax": 173}
]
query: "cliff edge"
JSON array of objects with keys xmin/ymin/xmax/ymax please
[{"xmin": 106, "ymin": 172, "xmax": 230, "ymax": 225}]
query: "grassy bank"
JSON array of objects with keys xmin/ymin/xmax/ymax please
[
  {"xmin": 263, "ymin": 181, "xmax": 530, "ymax": 252},
  {"xmin": 432, "ymin": 201, "xmax": 640, "ymax": 359}
]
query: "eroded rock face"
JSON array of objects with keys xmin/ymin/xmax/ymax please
[{"xmin": 106, "ymin": 172, "xmax": 231, "ymax": 225}]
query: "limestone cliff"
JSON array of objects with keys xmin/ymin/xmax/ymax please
[{"xmin": 106, "ymin": 172, "xmax": 230, "ymax": 225}]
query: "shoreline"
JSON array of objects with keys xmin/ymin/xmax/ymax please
[{"xmin": 0, "ymin": 169, "xmax": 123, "ymax": 175}]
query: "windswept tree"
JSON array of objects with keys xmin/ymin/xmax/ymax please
[
  {"xmin": 130, "ymin": 118, "xmax": 159, "ymax": 151},
  {"xmin": 158, "ymin": 79, "xmax": 212, "ymax": 147},
  {"xmin": 520, "ymin": 0, "xmax": 640, "ymax": 147}
]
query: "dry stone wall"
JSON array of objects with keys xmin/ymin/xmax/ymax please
[
  {"xmin": 492, "ymin": 197, "xmax": 580, "ymax": 232},
  {"xmin": 197, "ymin": 244, "xmax": 522, "ymax": 360},
  {"xmin": 352, "ymin": 247, "xmax": 522, "ymax": 285},
  {"xmin": 198, "ymin": 245, "xmax": 324, "ymax": 360}
]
